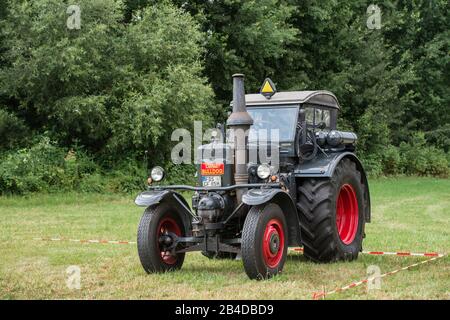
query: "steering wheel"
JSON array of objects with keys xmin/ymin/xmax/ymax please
[{"xmin": 296, "ymin": 124, "xmax": 317, "ymax": 161}]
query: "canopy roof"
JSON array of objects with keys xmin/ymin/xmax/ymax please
[{"xmin": 233, "ymin": 90, "xmax": 341, "ymax": 109}]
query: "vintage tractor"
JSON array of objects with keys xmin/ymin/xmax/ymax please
[{"xmin": 135, "ymin": 74, "xmax": 371, "ymax": 280}]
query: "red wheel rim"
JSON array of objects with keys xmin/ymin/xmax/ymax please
[
  {"xmin": 262, "ymin": 218, "xmax": 285, "ymax": 268},
  {"xmin": 157, "ymin": 217, "xmax": 181, "ymax": 265},
  {"xmin": 336, "ymin": 184, "xmax": 359, "ymax": 245}
]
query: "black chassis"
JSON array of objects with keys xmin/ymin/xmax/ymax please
[
  {"xmin": 135, "ymin": 182, "xmax": 295, "ymax": 256},
  {"xmin": 134, "ymin": 152, "xmax": 371, "ymax": 257}
]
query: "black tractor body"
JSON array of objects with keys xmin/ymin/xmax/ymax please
[{"xmin": 135, "ymin": 74, "xmax": 371, "ymax": 279}]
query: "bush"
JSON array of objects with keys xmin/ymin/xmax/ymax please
[
  {"xmin": 399, "ymin": 133, "xmax": 449, "ymax": 177},
  {"xmin": 0, "ymin": 136, "xmax": 100, "ymax": 194},
  {"xmin": 425, "ymin": 124, "xmax": 450, "ymax": 152},
  {"xmin": 360, "ymin": 135, "xmax": 449, "ymax": 178},
  {"xmin": 78, "ymin": 173, "xmax": 107, "ymax": 193},
  {"xmin": 381, "ymin": 145, "xmax": 401, "ymax": 175},
  {"xmin": 0, "ymin": 138, "xmax": 198, "ymax": 195},
  {"xmin": 357, "ymin": 108, "xmax": 391, "ymax": 157},
  {"xmin": 106, "ymin": 160, "xmax": 147, "ymax": 194},
  {"xmin": 360, "ymin": 153, "xmax": 383, "ymax": 178},
  {"xmin": 425, "ymin": 151, "xmax": 450, "ymax": 177},
  {"xmin": 164, "ymin": 163, "xmax": 197, "ymax": 185},
  {"xmin": 105, "ymin": 161, "xmax": 197, "ymax": 193}
]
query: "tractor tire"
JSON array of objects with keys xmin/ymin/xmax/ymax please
[
  {"xmin": 241, "ymin": 203, "xmax": 288, "ymax": 280},
  {"xmin": 297, "ymin": 158, "xmax": 366, "ymax": 262},
  {"xmin": 201, "ymin": 251, "xmax": 238, "ymax": 260},
  {"xmin": 137, "ymin": 202, "xmax": 185, "ymax": 273}
]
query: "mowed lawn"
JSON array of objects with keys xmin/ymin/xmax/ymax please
[{"xmin": 0, "ymin": 177, "xmax": 448, "ymax": 299}]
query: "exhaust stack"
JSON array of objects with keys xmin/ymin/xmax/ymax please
[{"xmin": 227, "ymin": 74, "xmax": 253, "ymax": 202}]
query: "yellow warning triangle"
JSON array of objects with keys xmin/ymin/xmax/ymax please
[{"xmin": 261, "ymin": 80, "xmax": 274, "ymax": 93}]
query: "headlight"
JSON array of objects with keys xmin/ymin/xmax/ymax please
[
  {"xmin": 257, "ymin": 164, "xmax": 271, "ymax": 179},
  {"xmin": 150, "ymin": 166, "xmax": 165, "ymax": 182}
]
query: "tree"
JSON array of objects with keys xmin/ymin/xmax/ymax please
[
  {"xmin": 0, "ymin": 0, "xmax": 214, "ymax": 164},
  {"xmin": 170, "ymin": 0, "xmax": 297, "ymax": 113},
  {"xmin": 381, "ymin": 0, "xmax": 450, "ymax": 149}
]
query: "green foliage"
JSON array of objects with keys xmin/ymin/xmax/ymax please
[
  {"xmin": 164, "ymin": 163, "xmax": 197, "ymax": 185},
  {"xmin": 0, "ymin": 0, "xmax": 214, "ymax": 162},
  {"xmin": 357, "ymin": 107, "xmax": 391, "ymax": 158},
  {"xmin": 425, "ymin": 124, "xmax": 450, "ymax": 152},
  {"xmin": 361, "ymin": 133, "xmax": 449, "ymax": 178},
  {"xmin": 381, "ymin": 145, "xmax": 401, "ymax": 176},
  {"xmin": 0, "ymin": 0, "xmax": 449, "ymax": 194},
  {"xmin": 0, "ymin": 136, "xmax": 170, "ymax": 195},
  {"xmin": 104, "ymin": 159, "xmax": 147, "ymax": 193},
  {"xmin": 381, "ymin": 0, "xmax": 450, "ymax": 143},
  {"xmin": 360, "ymin": 153, "xmax": 383, "ymax": 178},
  {"xmin": 107, "ymin": 3, "xmax": 215, "ymax": 160},
  {"xmin": 171, "ymin": 0, "xmax": 297, "ymax": 109},
  {"xmin": 399, "ymin": 133, "xmax": 449, "ymax": 177},
  {"xmin": 0, "ymin": 136, "xmax": 100, "ymax": 194},
  {"xmin": 0, "ymin": 106, "xmax": 28, "ymax": 151}
]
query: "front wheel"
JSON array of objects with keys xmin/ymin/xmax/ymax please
[
  {"xmin": 241, "ymin": 203, "xmax": 288, "ymax": 280},
  {"xmin": 137, "ymin": 203, "xmax": 185, "ymax": 273}
]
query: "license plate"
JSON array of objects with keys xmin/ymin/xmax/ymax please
[{"xmin": 201, "ymin": 176, "xmax": 221, "ymax": 187}]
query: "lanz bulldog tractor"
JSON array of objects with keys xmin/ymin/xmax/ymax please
[{"xmin": 135, "ymin": 74, "xmax": 371, "ymax": 280}]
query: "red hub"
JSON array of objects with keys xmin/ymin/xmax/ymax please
[
  {"xmin": 262, "ymin": 218, "xmax": 285, "ymax": 268},
  {"xmin": 336, "ymin": 184, "xmax": 359, "ymax": 244},
  {"xmin": 157, "ymin": 217, "xmax": 181, "ymax": 265}
]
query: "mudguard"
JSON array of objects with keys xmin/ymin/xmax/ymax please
[
  {"xmin": 294, "ymin": 151, "xmax": 371, "ymax": 223},
  {"xmin": 242, "ymin": 188, "xmax": 302, "ymax": 246},
  {"xmin": 135, "ymin": 190, "xmax": 193, "ymax": 235}
]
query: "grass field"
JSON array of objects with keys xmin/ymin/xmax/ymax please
[{"xmin": 0, "ymin": 177, "xmax": 449, "ymax": 300}]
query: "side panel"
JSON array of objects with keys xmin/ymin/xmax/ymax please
[
  {"xmin": 242, "ymin": 189, "xmax": 302, "ymax": 246},
  {"xmin": 294, "ymin": 152, "xmax": 371, "ymax": 223}
]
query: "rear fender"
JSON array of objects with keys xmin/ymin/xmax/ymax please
[
  {"xmin": 295, "ymin": 152, "xmax": 371, "ymax": 223},
  {"xmin": 135, "ymin": 190, "xmax": 193, "ymax": 235},
  {"xmin": 242, "ymin": 188, "xmax": 301, "ymax": 246}
]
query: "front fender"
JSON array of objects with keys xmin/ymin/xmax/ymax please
[
  {"xmin": 242, "ymin": 188, "xmax": 301, "ymax": 246},
  {"xmin": 135, "ymin": 190, "xmax": 170, "ymax": 207},
  {"xmin": 134, "ymin": 190, "xmax": 193, "ymax": 235}
]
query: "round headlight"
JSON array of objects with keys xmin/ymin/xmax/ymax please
[
  {"xmin": 257, "ymin": 164, "xmax": 271, "ymax": 179},
  {"xmin": 150, "ymin": 166, "xmax": 165, "ymax": 182}
]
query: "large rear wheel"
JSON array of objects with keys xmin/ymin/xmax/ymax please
[
  {"xmin": 297, "ymin": 158, "xmax": 366, "ymax": 262},
  {"xmin": 241, "ymin": 203, "xmax": 288, "ymax": 280},
  {"xmin": 137, "ymin": 203, "xmax": 185, "ymax": 273}
]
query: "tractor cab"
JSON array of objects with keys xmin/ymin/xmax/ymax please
[{"xmin": 244, "ymin": 83, "xmax": 340, "ymax": 160}]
